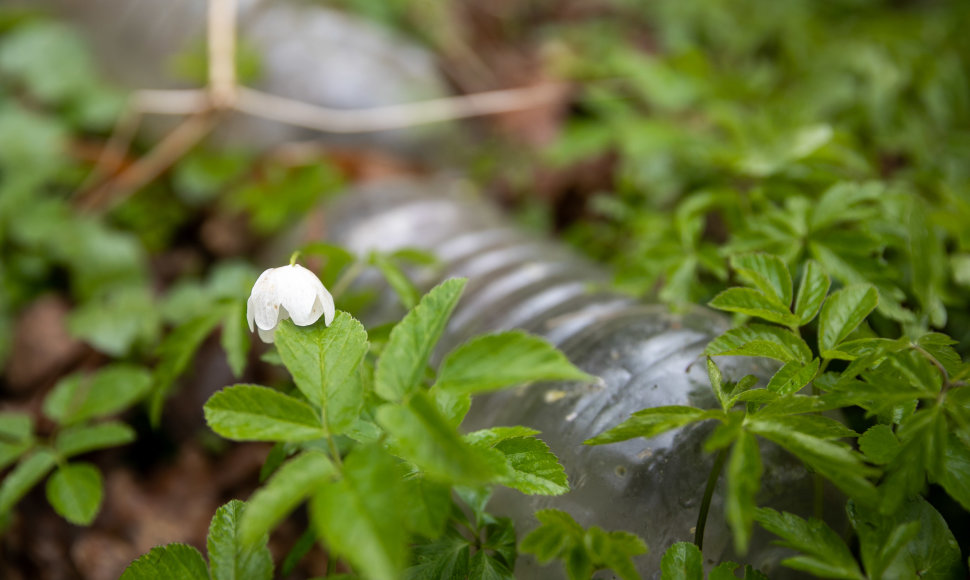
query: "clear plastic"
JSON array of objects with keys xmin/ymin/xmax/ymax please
[{"xmin": 326, "ymin": 177, "xmax": 842, "ymax": 578}]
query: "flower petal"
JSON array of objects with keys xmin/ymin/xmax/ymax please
[
  {"xmin": 278, "ymin": 265, "xmax": 330, "ymax": 327},
  {"xmin": 257, "ymin": 326, "xmax": 276, "ymax": 343}
]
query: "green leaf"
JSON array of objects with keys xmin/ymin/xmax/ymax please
[
  {"xmin": 709, "ymin": 562, "xmax": 768, "ymax": 580},
  {"xmin": 519, "ymin": 509, "xmax": 645, "ymax": 580},
  {"xmin": 748, "ymin": 418, "xmax": 878, "ymax": 503},
  {"xmin": 43, "ymin": 364, "xmax": 152, "ymax": 425},
  {"xmin": 467, "ymin": 431, "xmax": 569, "ymax": 495},
  {"xmin": 203, "ymin": 384, "xmax": 327, "ymax": 442},
  {"xmin": 435, "ymin": 331, "xmax": 594, "ymax": 395},
  {"xmin": 817, "ymin": 285, "xmax": 878, "ymax": 354},
  {"xmin": 68, "ymin": 285, "xmax": 159, "ymax": 358},
  {"xmin": 220, "ymin": 300, "xmax": 250, "ymax": 378},
  {"xmin": 765, "ymin": 359, "xmax": 819, "ymax": 395},
  {"xmin": 45, "ymin": 462, "xmax": 103, "ymax": 525},
  {"xmin": 407, "ymin": 528, "xmax": 471, "ymax": 580},
  {"xmin": 0, "ymin": 412, "xmax": 34, "ymax": 470},
  {"xmin": 848, "ymin": 496, "xmax": 962, "ymax": 580},
  {"xmin": 939, "ymin": 434, "xmax": 970, "ymax": 512},
  {"xmin": 275, "ymin": 312, "xmax": 369, "ymax": 435},
  {"xmin": 585, "ymin": 406, "xmax": 722, "ymax": 445},
  {"xmin": 240, "ymin": 451, "xmax": 335, "ymax": 546},
  {"xmin": 726, "ymin": 431, "xmax": 762, "ymax": 555},
  {"xmin": 54, "ymin": 421, "xmax": 136, "ymax": 459},
  {"xmin": 310, "ymin": 445, "xmax": 408, "ymax": 580},
  {"xmin": 150, "ymin": 309, "xmax": 225, "ymax": 424},
  {"xmin": 753, "ymin": 507, "xmax": 864, "ymax": 579},
  {"xmin": 709, "ymin": 288, "xmax": 799, "ymax": 326},
  {"xmin": 119, "ymin": 543, "xmax": 210, "ymax": 580},
  {"xmin": 706, "ymin": 324, "xmax": 812, "ymax": 363},
  {"xmin": 370, "ymin": 251, "xmax": 420, "ymax": 309},
  {"xmin": 401, "ymin": 477, "xmax": 453, "ymax": 539},
  {"xmin": 469, "ymin": 551, "xmax": 515, "ymax": 580},
  {"xmin": 377, "ymin": 392, "xmax": 503, "ymax": 484},
  {"xmin": 375, "ymin": 278, "xmax": 466, "ymax": 402},
  {"xmin": 0, "ymin": 449, "xmax": 57, "ymax": 514},
  {"xmin": 794, "ymin": 260, "xmax": 830, "ymax": 325},
  {"xmin": 857, "ymin": 424, "xmax": 900, "ymax": 466},
  {"xmin": 0, "ymin": 22, "xmax": 95, "ymax": 104},
  {"xmin": 707, "ymin": 357, "xmax": 729, "ymax": 411},
  {"xmin": 207, "ymin": 499, "xmax": 273, "ymax": 580},
  {"xmin": 519, "ymin": 509, "xmax": 584, "ymax": 563},
  {"xmin": 482, "ymin": 516, "xmax": 518, "ymax": 571},
  {"xmin": 430, "ymin": 387, "xmax": 472, "ymax": 427},
  {"xmin": 659, "ymin": 542, "xmax": 702, "ymax": 580},
  {"xmin": 730, "ymin": 253, "xmax": 793, "ymax": 307}
]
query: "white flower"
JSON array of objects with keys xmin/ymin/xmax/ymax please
[{"xmin": 246, "ymin": 264, "xmax": 335, "ymax": 343}]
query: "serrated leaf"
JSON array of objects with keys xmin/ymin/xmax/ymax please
[
  {"xmin": 794, "ymin": 260, "xmax": 830, "ymax": 325},
  {"xmin": 54, "ymin": 421, "xmax": 135, "ymax": 459},
  {"xmin": 377, "ymin": 392, "xmax": 503, "ymax": 484},
  {"xmin": 706, "ymin": 324, "xmax": 812, "ymax": 363},
  {"xmin": 406, "ymin": 528, "xmax": 471, "ymax": 580},
  {"xmin": 520, "ymin": 509, "xmax": 583, "ymax": 563},
  {"xmin": 584, "ymin": 527, "xmax": 645, "ymax": 580},
  {"xmin": 220, "ymin": 300, "xmax": 250, "ymax": 378},
  {"xmin": 468, "ymin": 434, "xmax": 569, "ymax": 496},
  {"xmin": 748, "ymin": 418, "xmax": 878, "ymax": 503},
  {"xmin": 44, "ymin": 364, "xmax": 152, "ymax": 425},
  {"xmin": 45, "ymin": 462, "xmax": 102, "ymax": 525},
  {"xmin": 753, "ymin": 507, "xmax": 863, "ymax": 579},
  {"xmin": 435, "ymin": 331, "xmax": 595, "ymax": 395},
  {"xmin": 585, "ymin": 406, "xmax": 722, "ymax": 445},
  {"xmin": 858, "ymin": 424, "xmax": 900, "ymax": 465},
  {"xmin": 818, "ymin": 285, "xmax": 878, "ymax": 353},
  {"xmin": 0, "ymin": 412, "xmax": 34, "ymax": 470},
  {"xmin": 310, "ymin": 445, "xmax": 408, "ymax": 580},
  {"xmin": 766, "ymin": 359, "xmax": 819, "ymax": 394},
  {"xmin": 275, "ymin": 313, "xmax": 368, "ymax": 435},
  {"xmin": 375, "ymin": 278, "xmax": 466, "ymax": 402},
  {"xmin": 707, "ymin": 357, "xmax": 729, "ymax": 411},
  {"xmin": 731, "ymin": 253, "xmax": 793, "ymax": 307},
  {"xmin": 402, "ymin": 477, "xmax": 452, "ymax": 539},
  {"xmin": 483, "ymin": 516, "xmax": 517, "ymax": 571},
  {"xmin": 659, "ymin": 542, "xmax": 702, "ymax": 580},
  {"xmin": 241, "ymin": 451, "xmax": 335, "ymax": 546},
  {"xmin": 709, "ymin": 287, "xmax": 799, "ymax": 326},
  {"xmin": 469, "ymin": 551, "xmax": 515, "ymax": 580},
  {"xmin": 939, "ymin": 434, "xmax": 970, "ymax": 512},
  {"xmin": 208, "ymin": 499, "xmax": 273, "ymax": 580},
  {"xmin": 727, "ymin": 431, "xmax": 762, "ymax": 555},
  {"xmin": 203, "ymin": 384, "xmax": 327, "ymax": 442},
  {"xmin": 848, "ymin": 496, "xmax": 962, "ymax": 580},
  {"xmin": 0, "ymin": 449, "xmax": 57, "ymax": 514},
  {"xmin": 519, "ymin": 509, "xmax": 645, "ymax": 580},
  {"xmin": 119, "ymin": 543, "xmax": 210, "ymax": 580}
]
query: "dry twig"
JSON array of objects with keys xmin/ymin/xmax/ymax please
[{"xmin": 76, "ymin": 0, "xmax": 566, "ymax": 211}]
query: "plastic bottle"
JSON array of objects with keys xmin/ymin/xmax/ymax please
[{"xmin": 324, "ymin": 176, "xmax": 840, "ymax": 578}]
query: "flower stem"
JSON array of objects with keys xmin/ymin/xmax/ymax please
[
  {"xmin": 695, "ymin": 446, "xmax": 728, "ymax": 550},
  {"xmin": 289, "ymin": 250, "xmax": 301, "ymax": 266}
]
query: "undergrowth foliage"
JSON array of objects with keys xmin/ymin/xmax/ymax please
[
  {"xmin": 588, "ymin": 253, "xmax": 970, "ymax": 578},
  {"xmin": 121, "ymin": 278, "xmax": 648, "ymax": 580}
]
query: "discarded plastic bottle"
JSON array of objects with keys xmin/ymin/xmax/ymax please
[{"xmin": 325, "ymin": 176, "xmax": 840, "ymax": 578}]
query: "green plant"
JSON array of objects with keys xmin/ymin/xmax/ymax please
[
  {"xmin": 587, "ymin": 253, "xmax": 970, "ymax": 577},
  {"xmin": 0, "ymin": 365, "xmax": 148, "ymax": 526},
  {"xmin": 120, "ymin": 277, "xmax": 603, "ymax": 579}
]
